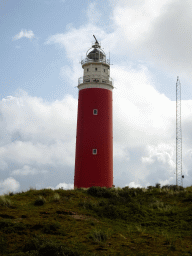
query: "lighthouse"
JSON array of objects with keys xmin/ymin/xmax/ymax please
[{"xmin": 74, "ymin": 35, "xmax": 114, "ymax": 189}]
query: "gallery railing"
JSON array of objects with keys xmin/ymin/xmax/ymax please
[
  {"xmin": 78, "ymin": 76, "xmax": 113, "ymax": 86},
  {"xmin": 81, "ymin": 58, "xmax": 110, "ymax": 66}
]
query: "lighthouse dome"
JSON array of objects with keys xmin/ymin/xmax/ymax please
[
  {"xmin": 81, "ymin": 35, "xmax": 109, "ymax": 66},
  {"xmin": 87, "ymin": 47, "xmax": 105, "ymax": 61}
]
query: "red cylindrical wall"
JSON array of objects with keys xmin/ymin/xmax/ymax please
[{"xmin": 74, "ymin": 88, "xmax": 113, "ymax": 188}]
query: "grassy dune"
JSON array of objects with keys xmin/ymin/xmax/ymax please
[{"xmin": 0, "ymin": 184, "xmax": 192, "ymax": 255}]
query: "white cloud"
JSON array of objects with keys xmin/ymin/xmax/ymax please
[
  {"xmin": 0, "ymin": 92, "xmax": 77, "ymax": 168},
  {"xmin": 143, "ymin": 1, "xmax": 192, "ymax": 76},
  {"xmin": 113, "ymin": 0, "xmax": 173, "ymax": 42},
  {"xmin": 142, "ymin": 144, "xmax": 175, "ymax": 171},
  {"xmin": 127, "ymin": 181, "xmax": 142, "ymax": 188},
  {"xmin": 113, "ymin": 65, "xmax": 175, "ymax": 149},
  {"xmin": 87, "ymin": 2, "xmax": 101, "ymax": 24},
  {"xmin": 111, "ymin": 0, "xmax": 192, "ymax": 79},
  {"xmin": 46, "ymin": 182, "xmax": 74, "ymax": 190},
  {"xmin": 11, "ymin": 165, "xmax": 48, "ymax": 176},
  {"xmin": 0, "ymin": 177, "xmax": 20, "ymax": 195},
  {"xmin": 13, "ymin": 30, "xmax": 35, "ymax": 41},
  {"xmin": 0, "ymin": 90, "xmax": 78, "ymax": 195}
]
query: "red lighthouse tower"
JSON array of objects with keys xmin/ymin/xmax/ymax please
[{"xmin": 74, "ymin": 36, "xmax": 114, "ymax": 189}]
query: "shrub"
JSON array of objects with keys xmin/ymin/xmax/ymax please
[
  {"xmin": 38, "ymin": 188, "xmax": 54, "ymax": 198},
  {"xmin": 155, "ymin": 183, "xmax": 161, "ymax": 188},
  {"xmin": 52, "ymin": 193, "xmax": 60, "ymax": 202},
  {"xmin": 0, "ymin": 195, "xmax": 12, "ymax": 207},
  {"xmin": 22, "ymin": 234, "xmax": 82, "ymax": 256},
  {"xmin": 34, "ymin": 196, "xmax": 46, "ymax": 206},
  {"xmin": 149, "ymin": 199, "xmax": 165, "ymax": 210},
  {"xmin": 119, "ymin": 187, "xmax": 138, "ymax": 198},
  {"xmin": 94, "ymin": 202, "xmax": 130, "ymax": 220},
  {"xmin": 98, "ymin": 199, "xmax": 106, "ymax": 206},
  {"xmin": 42, "ymin": 222, "xmax": 61, "ymax": 234},
  {"xmin": 169, "ymin": 185, "xmax": 182, "ymax": 191},
  {"xmin": 161, "ymin": 185, "xmax": 184, "ymax": 192},
  {"xmin": 87, "ymin": 186, "xmax": 118, "ymax": 198},
  {"xmin": 0, "ymin": 234, "xmax": 8, "ymax": 254},
  {"xmin": 87, "ymin": 229, "xmax": 111, "ymax": 243},
  {"xmin": 182, "ymin": 192, "xmax": 192, "ymax": 202}
]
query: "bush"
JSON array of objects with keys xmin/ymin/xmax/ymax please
[
  {"xmin": 34, "ymin": 196, "xmax": 46, "ymax": 206},
  {"xmin": 87, "ymin": 229, "xmax": 111, "ymax": 243},
  {"xmin": 52, "ymin": 193, "xmax": 60, "ymax": 202},
  {"xmin": 87, "ymin": 186, "xmax": 118, "ymax": 198},
  {"xmin": 155, "ymin": 183, "xmax": 161, "ymax": 188},
  {"xmin": 0, "ymin": 195, "xmax": 12, "ymax": 207},
  {"xmin": 38, "ymin": 188, "xmax": 54, "ymax": 198},
  {"xmin": 0, "ymin": 234, "xmax": 8, "ymax": 254},
  {"xmin": 161, "ymin": 185, "xmax": 184, "ymax": 192},
  {"xmin": 42, "ymin": 222, "xmax": 61, "ymax": 234},
  {"xmin": 22, "ymin": 234, "xmax": 81, "ymax": 256},
  {"xmin": 182, "ymin": 193, "xmax": 192, "ymax": 202},
  {"xmin": 119, "ymin": 187, "xmax": 138, "ymax": 198}
]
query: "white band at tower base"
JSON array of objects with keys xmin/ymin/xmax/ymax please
[{"xmin": 78, "ymin": 83, "xmax": 114, "ymax": 91}]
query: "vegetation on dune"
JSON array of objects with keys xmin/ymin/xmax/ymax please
[{"xmin": 0, "ymin": 184, "xmax": 192, "ymax": 255}]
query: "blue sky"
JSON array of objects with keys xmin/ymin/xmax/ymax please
[{"xmin": 0, "ymin": 0, "xmax": 192, "ymax": 195}]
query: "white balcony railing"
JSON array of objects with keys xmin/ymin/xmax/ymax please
[
  {"xmin": 78, "ymin": 76, "xmax": 113, "ymax": 86},
  {"xmin": 81, "ymin": 58, "xmax": 110, "ymax": 66}
]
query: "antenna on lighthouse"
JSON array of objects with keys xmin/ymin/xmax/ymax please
[
  {"xmin": 176, "ymin": 76, "xmax": 183, "ymax": 187},
  {"xmin": 93, "ymin": 35, "xmax": 98, "ymax": 44}
]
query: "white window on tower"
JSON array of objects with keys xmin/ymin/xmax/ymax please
[
  {"xmin": 93, "ymin": 109, "xmax": 98, "ymax": 115},
  {"xmin": 93, "ymin": 149, "xmax": 97, "ymax": 155}
]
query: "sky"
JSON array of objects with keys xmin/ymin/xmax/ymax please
[{"xmin": 0, "ymin": 0, "xmax": 192, "ymax": 195}]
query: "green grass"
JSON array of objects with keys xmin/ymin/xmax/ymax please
[{"xmin": 0, "ymin": 184, "xmax": 192, "ymax": 255}]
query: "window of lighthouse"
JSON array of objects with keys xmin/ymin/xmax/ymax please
[
  {"xmin": 93, "ymin": 149, "xmax": 97, "ymax": 155},
  {"xmin": 93, "ymin": 109, "xmax": 98, "ymax": 115}
]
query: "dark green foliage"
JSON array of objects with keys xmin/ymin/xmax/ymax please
[
  {"xmin": 42, "ymin": 221, "xmax": 61, "ymax": 234},
  {"xmin": 97, "ymin": 204, "xmax": 121, "ymax": 219},
  {"xmin": 161, "ymin": 185, "xmax": 184, "ymax": 191},
  {"xmin": 0, "ymin": 218, "xmax": 29, "ymax": 234},
  {"xmin": 34, "ymin": 196, "xmax": 46, "ymax": 206},
  {"xmin": 87, "ymin": 186, "xmax": 118, "ymax": 198},
  {"xmin": 155, "ymin": 183, "xmax": 161, "ymax": 188},
  {"xmin": 182, "ymin": 193, "xmax": 192, "ymax": 202},
  {"xmin": 22, "ymin": 234, "xmax": 82, "ymax": 256},
  {"xmin": 119, "ymin": 187, "xmax": 142, "ymax": 198},
  {"xmin": 87, "ymin": 186, "xmax": 145, "ymax": 199},
  {"xmin": 0, "ymin": 234, "xmax": 8, "ymax": 254},
  {"xmin": 87, "ymin": 229, "xmax": 110, "ymax": 243},
  {"xmin": 37, "ymin": 188, "xmax": 54, "ymax": 198},
  {"xmin": 0, "ymin": 185, "xmax": 192, "ymax": 255}
]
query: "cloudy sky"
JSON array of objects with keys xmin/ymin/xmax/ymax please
[{"xmin": 0, "ymin": 0, "xmax": 192, "ymax": 195}]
